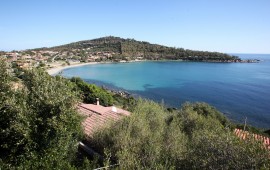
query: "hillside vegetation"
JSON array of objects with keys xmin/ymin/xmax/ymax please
[
  {"xmin": 35, "ymin": 36, "xmax": 240, "ymax": 62},
  {"xmin": 88, "ymin": 100, "xmax": 270, "ymax": 169},
  {"xmin": 0, "ymin": 59, "xmax": 83, "ymax": 169}
]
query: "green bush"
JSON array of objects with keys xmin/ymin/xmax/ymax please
[
  {"xmin": 181, "ymin": 102, "xmax": 230, "ymax": 127},
  {"xmin": 0, "ymin": 59, "xmax": 83, "ymax": 168},
  {"xmin": 89, "ymin": 100, "xmax": 270, "ymax": 169},
  {"xmin": 70, "ymin": 77, "xmax": 114, "ymax": 106},
  {"xmin": 186, "ymin": 129, "xmax": 270, "ymax": 169}
]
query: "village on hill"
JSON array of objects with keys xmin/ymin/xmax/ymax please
[{"xmin": 0, "ymin": 49, "xmax": 120, "ymax": 70}]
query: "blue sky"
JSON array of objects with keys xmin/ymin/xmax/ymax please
[{"xmin": 0, "ymin": 0, "xmax": 269, "ymax": 53}]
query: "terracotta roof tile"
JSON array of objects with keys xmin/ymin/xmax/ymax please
[
  {"xmin": 234, "ymin": 128, "xmax": 270, "ymax": 150},
  {"xmin": 78, "ymin": 103, "xmax": 130, "ymax": 137}
]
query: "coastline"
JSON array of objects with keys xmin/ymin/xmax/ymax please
[
  {"xmin": 46, "ymin": 60, "xmax": 146, "ymax": 75},
  {"xmin": 46, "ymin": 62, "xmax": 99, "ymax": 75},
  {"xmin": 44, "ymin": 57, "xmax": 270, "ymax": 128},
  {"xmin": 46, "ymin": 58, "xmax": 259, "ymax": 75}
]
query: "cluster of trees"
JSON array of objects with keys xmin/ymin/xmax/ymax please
[
  {"xmin": 1, "ymin": 58, "xmax": 269, "ymax": 169},
  {"xmin": 0, "ymin": 59, "xmax": 137, "ymax": 169},
  {"xmin": 70, "ymin": 77, "xmax": 114, "ymax": 106},
  {"xmin": 0, "ymin": 59, "xmax": 83, "ymax": 169},
  {"xmin": 31, "ymin": 36, "xmax": 240, "ymax": 62},
  {"xmin": 119, "ymin": 39, "xmax": 239, "ymax": 61},
  {"xmin": 36, "ymin": 36, "xmax": 123, "ymax": 53},
  {"xmin": 70, "ymin": 77, "xmax": 137, "ymax": 110},
  {"xmin": 89, "ymin": 100, "xmax": 270, "ymax": 169}
]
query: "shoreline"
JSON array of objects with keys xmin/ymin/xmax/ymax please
[
  {"xmin": 46, "ymin": 62, "xmax": 100, "ymax": 75},
  {"xmin": 46, "ymin": 60, "xmax": 146, "ymax": 75},
  {"xmin": 45, "ymin": 59, "xmax": 269, "ymax": 129},
  {"xmin": 46, "ymin": 58, "xmax": 259, "ymax": 75}
]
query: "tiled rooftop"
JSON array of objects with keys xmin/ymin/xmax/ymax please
[
  {"xmin": 234, "ymin": 128, "xmax": 270, "ymax": 150},
  {"xmin": 78, "ymin": 103, "xmax": 130, "ymax": 136}
]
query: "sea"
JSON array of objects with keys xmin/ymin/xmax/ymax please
[{"xmin": 60, "ymin": 54, "xmax": 270, "ymax": 129}]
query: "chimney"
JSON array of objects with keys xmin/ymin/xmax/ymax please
[
  {"xmin": 112, "ymin": 106, "xmax": 117, "ymax": 112},
  {"xmin": 96, "ymin": 98, "xmax": 99, "ymax": 105}
]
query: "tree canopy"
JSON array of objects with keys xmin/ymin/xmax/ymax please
[
  {"xmin": 0, "ymin": 59, "xmax": 83, "ymax": 169},
  {"xmin": 70, "ymin": 77, "xmax": 114, "ymax": 107},
  {"xmin": 88, "ymin": 100, "xmax": 270, "ymax": 169}
]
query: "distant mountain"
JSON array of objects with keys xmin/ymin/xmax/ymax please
[{"xmin": 33, "ymin": 36, "xmax": 240, "ymax": 62}]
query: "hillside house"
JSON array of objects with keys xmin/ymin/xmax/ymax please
[
  {"xmin": 77, "ymin": 100, "xmax": 131, "ymax": 161},
  {"xmin": 234, "ymin": 128, "xmax": 270, "ymax": 150},
  {"xmin": 78, "ymin": 100, "xmax": 130, "ymax": 137}
]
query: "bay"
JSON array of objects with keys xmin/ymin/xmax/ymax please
[{"xmin": 61, "ymin": 54, "xmax": 270, "ymax": 128}]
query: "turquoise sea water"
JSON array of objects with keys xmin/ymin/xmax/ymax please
[{"xmin": 61, "ymin": 54, "xmax": 270, "ymax": 128}]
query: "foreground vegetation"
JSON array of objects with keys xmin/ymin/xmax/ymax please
[
  {"xmin": 88, "ymin": 100, "xmax": 270, "ymax": 169},
  {"xmin": 1, "ymin": 59, "xmax": 269, "ymax": 169},
  {"xmin": 0, "ymin": 59, "xmax": 83, "ymax": 169}
]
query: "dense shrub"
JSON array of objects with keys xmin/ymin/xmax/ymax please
[
  {"xmin": 70, "ymin": 77, "xmax": 114, "ymax": 106},
  {"xmin": 89, "ymin": 100, "xmax": 270, "ymax": 169},
  {"xmin": 186, "ymin": 130, "xmax": 270, "ymax": 169},
  {"xmin": 181, "ymin": 102, "xmax": 230, "ymax": 127},
  {"xmin": 0, "ymin": 59, "xmax": 83, "ymax": 168}
]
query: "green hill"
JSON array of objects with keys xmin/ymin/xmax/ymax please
[{"xmin": 34, "ymin": 36, "xmax": 240, "ymax": 62}]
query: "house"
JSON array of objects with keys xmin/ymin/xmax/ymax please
[
  {"xmin": 234, "ymin": 128, "xmax": 270, "ymax": 150},
  {"xmin": 77, "ymin": 100, "xmax": 131, "ymax": 162},
  {"xmin": 78, "ymin": 99, "xmax": 130, "ymax": 137},
  {"xmin": 21, "ymin": 54, "xmax": 32, "ymax": 60},
  {"xmin": 5, "ymin": 52, "xmax": 18, "ymax": 62},
  {"xmin": 16, "ymin": 60, "xmax": 32, "ymax": 69}
]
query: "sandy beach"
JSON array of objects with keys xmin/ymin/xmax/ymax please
[
  {"xmin": 46, "ymin": 60, "xmax": 146, "ymax": 75},
  {"xmin": 46, "ymin": 62, "xmax": 99, "ymax": 75}
]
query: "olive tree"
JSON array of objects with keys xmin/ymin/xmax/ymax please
[{"xmin": 0, "ymin": 59, "xmax": 83, "ymax": 168}]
